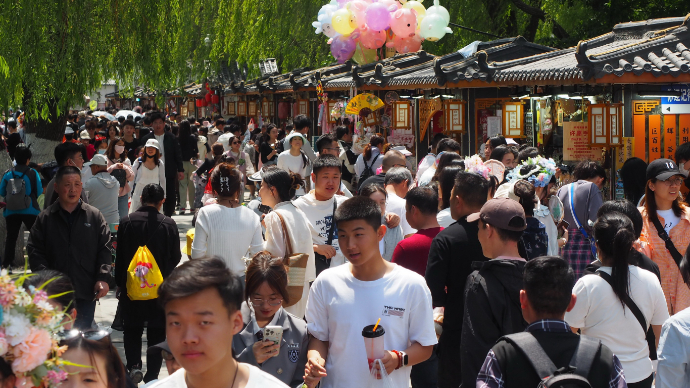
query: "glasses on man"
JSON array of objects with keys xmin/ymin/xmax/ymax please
[
  {"xmin": 662, "ymin": 177, "xmax": 684, "ymax": 186},
  {"xmin": 250, "ymin": 297, "xmax": 283, "ymax": 307}
]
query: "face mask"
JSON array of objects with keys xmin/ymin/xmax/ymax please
[
  {"xmin": 98, "ymin": 149, "xmax": 107, "ymax": 154},
  {"xmin": 114, "ymin": 145, "xmax": 125, "ymax": 154}
]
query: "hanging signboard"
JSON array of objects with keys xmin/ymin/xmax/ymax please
[{"xmin": 661, "ymin": 85, "xmax": 690, "ymax": 114}]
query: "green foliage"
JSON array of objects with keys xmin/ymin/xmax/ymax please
[{"xmin": 0, "ymin": 0, "xmax": 685, "ymax": 132}]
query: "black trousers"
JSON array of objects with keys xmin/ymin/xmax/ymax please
[
  {"xmin": 163, "ymin": 175, "xmax": 178, "ymax": 217},
  {"xmin": 123, "ymin": 325, "xmax": 166, "ymax": 383},
  {"xmin": 627, "ymin": 373, "xmax": 653, "ymax": 388},
  {"xmin": 3, "ymin": 214, "xmax": 36, "ymax": 268}
]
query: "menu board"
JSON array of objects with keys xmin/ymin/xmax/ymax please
[{"xmin": 563, "ymin": 122, "xmax": 603, "ymax": 162}]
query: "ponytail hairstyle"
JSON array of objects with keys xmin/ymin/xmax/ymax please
[
  {"xmin": 513, "ymin": 180, "xmax": 537, "ymax": 217},
  {"xmin": 592, "ymin": 212, "xmax": 635, "ymax": 308},
  {"xmin": 364, "ymin": 135, "xmax": 385, "ymax": 160},
  {"xmin": 262, "ymin": 166, "xmax": 304, "ymax": 202},
  {"xmin": 210, "ymin": 163, "xmax": 242, "ymax": 199}
]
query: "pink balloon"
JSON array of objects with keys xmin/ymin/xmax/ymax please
[
  {"xmin": 390, "ymin": 8, "xmax": 418, "ymax": 38},
  {"xmin": 330, "ymin": 35, "xmax": 357, "ymax": 63},
  {"xmin": 365, "ymin": 1, "xmax": 392, "ymax": 31},
  {"xmin": 359, "ymin": 26, "xmax": 386, "ymax": 49},
  {"xmin": 348, "ymin": 0, "xmax": 369, "ymax": 28},
  {"xmin": 387, "ymin": 34, "xmax": 423, "ymax": 53}
]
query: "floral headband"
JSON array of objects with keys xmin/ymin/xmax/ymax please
[
  {"xmin": 0, "ymin": 271, "xmax": 70, "ymax": 388},
  {"xmin": 506, "ymin": 156, "xmax": 557, "ymax": 187},
  {"xmin": 464, "ymin": 155, "xmax": 491, "ymax": 180}
]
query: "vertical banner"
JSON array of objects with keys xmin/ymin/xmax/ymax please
[
  {"xmin": 633, "ymin": 115, "xmax": 646, "ymax": 161},
  {"xmin": 649, "ymin": 115, "xmax": 661, "ymax": 161},
  {"xmin": 616, "ymin": 137, "xmax": 635, "ymax": 165},
  {"xmin": 665, "ymin": 115, "xmax": 677, "ymax": 159},
  {"xmin": 680, "ymin": 115, "xmax": 690, "ymax": 145}
]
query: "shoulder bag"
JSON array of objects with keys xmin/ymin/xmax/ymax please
[
  {"xmin": 649, "ymin": 215, "xmax": 684, "ymax": 269},
  {"xmin": 275, "ymin": 211, "xmax": 309, "ymax": 307}
]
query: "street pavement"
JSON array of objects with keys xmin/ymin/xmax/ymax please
[{"xmin": 94, "ymin": 212, "xmax": 194, "ymax": 383}]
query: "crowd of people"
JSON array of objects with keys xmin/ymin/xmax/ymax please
[{"xmin": 2, "ymin": 109, "xmax": 690, "ymax": 388}]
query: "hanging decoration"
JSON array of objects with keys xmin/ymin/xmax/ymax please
[{"xmin": 313, "ymin": 0, "xmax": 452, "ymax": 64}]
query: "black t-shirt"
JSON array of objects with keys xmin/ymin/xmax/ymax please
[
  {"xmin": 260, "ymin": 142, "xmax": 278, "ymax": 164},
  {"xmin": 6, "ymin": 132, "xmax": 22, "ymax": 160},
  {"xmin": 123, "ymin": 138, "xmax": 140, "ymax": 164}
]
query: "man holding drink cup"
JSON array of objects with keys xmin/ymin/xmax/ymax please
[{"xmin": 303, "ymin": 196, "xmax": 437, "ymax": 388}]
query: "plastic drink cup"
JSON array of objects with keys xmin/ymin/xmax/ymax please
[{"xmin": 362, "ymin": 324, "xmax": 385, "ymax": 373}]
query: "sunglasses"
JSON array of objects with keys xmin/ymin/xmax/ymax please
[
  {"xmin": 232, "ymin": 141, "xmax": 241, "ymax": 145},
  {"xmin": 58, "ymin": 328, "xmax": 112, "ymax": 342}
]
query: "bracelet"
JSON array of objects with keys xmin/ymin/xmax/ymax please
[{"xmin": 390, "ymin": 350, "xmax": 402, "ymax": 370}]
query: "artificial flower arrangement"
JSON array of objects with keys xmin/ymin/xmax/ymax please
[
  {"xmin": 506, "ymin": 156, "xmax": 557, "ymax": 187},
  {"xmin": 0, "ymin": 269, "xmax": 70, "ymax": 388},
  {"xmin": 464, "ymin": 155, "xmax": 491, "ymax": 180}
]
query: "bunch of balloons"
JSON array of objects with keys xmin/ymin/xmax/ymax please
[{"xmin": 313, "ymin": 0, "xmax": 452, "ymax": 64}]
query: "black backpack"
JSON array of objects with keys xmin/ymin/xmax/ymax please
[
  {"xmin": 357, "ymin": 153, "xmax": 380, "ymax": 190},
  {"xmin": 501, "ymin": 332, "xmax": 601, "ymax": 388}
]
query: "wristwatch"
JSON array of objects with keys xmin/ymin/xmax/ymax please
[{"xmin": 400, "ymin": 351, "xmax": 409, "ymax": 367}]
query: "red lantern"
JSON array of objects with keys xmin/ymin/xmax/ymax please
[
  {"xmin": 205, "ymin": 93, "xmax": 212, "ymax": 103},
  {"xmin": 211, "ymin": 95, "xmax": 220, "ymax": 104},
  {"xmin": 202, "ymin": 99, "xmax": 209, "ymax": 107},
  {"xmin": 196, "ymin": 99, "xmax": 203, "ymax": 107}
]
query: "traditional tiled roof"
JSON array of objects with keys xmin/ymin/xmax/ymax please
[{"xmin": 491, "ymin": 15, "xmax": 690, "ymax": 82}]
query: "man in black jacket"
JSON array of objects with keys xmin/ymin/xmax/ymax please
[
  {"xmin": 476, "ymin": 256, "xmax": 626, "ymax": 388},
  {"xmin": 28, "ymin": 166, "xmax": 111, "ymax": 329},
  {"xmin": 140, "ymin": 111, "xmax": 184, "ymax": 216},
  {"xmin": 461, "ymin": 198, "xmax": 528, "ymax": 387},
  {"xmin": 425, "ymin": 172, "xmax": 489, "ymax": 388},
  {"xmin": 115, "ymin": 183, "xmax": 181, "ymax": 384}
]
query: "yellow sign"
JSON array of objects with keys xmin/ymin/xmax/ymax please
[{"xmin": 616, "ymin": 137, "xmax": 635, "ymax": 165}]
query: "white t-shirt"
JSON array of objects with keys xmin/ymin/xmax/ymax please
[
  {"xmin": 154, "ymin": 133, "xmax": 165, "ymax": 163},
  {"xmin": 277, "ymin": 151, "xmax": 309, "ymax": 196},
  {"xmin": 657, "ymin": 209, "xmax": 681, "ymax": 234},
  {"xmin": 149, "ymin": 364, "xmax": 288, "ymax": 388},
  {"xmin": 305, "ymin": 263, "xmax": 437, "ymax": 388},
  {"xmin": 564, "ymin": 265, "xmax": 670, "ymax": 383},
  {"xmin": 436, "ymin": 208, "xmax": 454, "ymax": 228},
  {"xmin": 386, "ymin": 192, "xmax": 416, "ymax": 236},
  {"xmin": 417, "ymin": 166, "xmax": 436, "ymax": 187},
  {"xmin": 294, "ymin": 193, "xmax": 348, "ymax": 267},
  {"xmin": 416, "ymin": 154, "xmax": 435, "ymax": 183}
]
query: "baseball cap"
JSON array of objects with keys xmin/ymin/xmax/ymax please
[
  {"xmin": 646, "ymin": 158, "xmax": 686, "ymax": 180},
  {"xmin": 84, "ymin": 154, "xmax": 108, "ymax": 167},
  {"xmin": 145, "ymin": 138, "xmax": 160, "ymax": 150},
  {"xmin": 147, "ymin": 340, "xmax": 172, "ymax": 357},
  {"xmin": 467, "ymin": 198, "xmax": 527, "ymax": 231}
]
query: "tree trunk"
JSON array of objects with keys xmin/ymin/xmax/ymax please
[
  {"xmin": 22, "ymin": 96, "xmax": 67, "ymax": 163},
  {"xmin": 0, "ymin": 150, "xmax": 27, "ymax": 267}
]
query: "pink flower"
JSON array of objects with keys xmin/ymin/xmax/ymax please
[
  {"xmin": 0, "ymin": 331, "xmax": 8, "ymax": 356},
  {"xmin": 32, "ymin": 290, "xmax": 48, "ymax": 304},
  {"xmin": 14, "ymin": 376, "xmax": 34, "ymax": 388},
  {"xmin": 0, "ymin": 283, "xmax": 16, "ymax": 307},
  {"xmin": 45, "ymin": 370, "xmax": 68, "ymax": 385},
  {"xmin": 12, "ymin": 328, "xmax": 52, "ymax": 373}
]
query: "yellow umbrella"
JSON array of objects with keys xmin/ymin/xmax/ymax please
[{"xmin": 345, "ymin": 93, "xmax": 385, "ymax": 115}]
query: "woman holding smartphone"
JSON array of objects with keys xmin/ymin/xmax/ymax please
[{"xmin": 232, "ymin": 251, "xmax": 309, "ymax": 388}]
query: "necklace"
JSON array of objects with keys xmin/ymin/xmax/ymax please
[{"xmin": 229, "ymin": 361, "xmax": 239, "ymax": 388}]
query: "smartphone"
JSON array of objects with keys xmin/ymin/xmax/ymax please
[
  {"xmin": 257, "ymin": 204, "xmax": 272, "ymax": 214},
  {"xmin": 557, "ymin": 220, "xmax": 569, "ymax": 230},
  {"xmin": 263, "ymin": 326, "xmax": 283, "ymax": 356}
]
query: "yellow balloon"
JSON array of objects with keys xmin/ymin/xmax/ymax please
[
  {"xmin": 331, "ymin": 9, "xmax": 356, "ymax": 36},
  {"xmin": 403, "ymin": 1, "xmax": 426, "ymax": 27}
]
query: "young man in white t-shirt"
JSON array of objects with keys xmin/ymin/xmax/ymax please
[
  {"xmin": 303, "ymin": 196, "xmax": 437, "ymax": 388},
  {"xmin": 151, "ymin": 258, "xmax": 288, "ymax": 388}
]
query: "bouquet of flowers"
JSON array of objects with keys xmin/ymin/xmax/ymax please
[
  {"xmin": 464, "ymin": 155, "xmax": 490, "ymax": 180},
  {"xmin": 0, "ymin": 270, "xmax": 69, "ymax": 388},
  {"xmin": 506, "ymin": 156, "xmax": 557, "ymax": 187}
]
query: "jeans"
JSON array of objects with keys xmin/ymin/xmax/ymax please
[
  {"xmin": 117, "ymin": 195, "xmax": 129, "ymax": 223},
  {"xmin": 74, "ymin": 299, "xmax": 97, "ymax": 330},
  {"xmin": 123, "ymin": 325, "xmax": 166, "ymax": 383},
  {"xmin": 179, "ymin": 161, "xmax": 196, "ymax": 210},
  {"xmin": 3, "ymin": 214, "xmax": 36, "ymax": 268},
  {"xmin": 411, "ymin": 344, "xmax": 438, "ymax": 388}
]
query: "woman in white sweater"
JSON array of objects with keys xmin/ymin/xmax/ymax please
[
  {"xmin": 259, "ymin": 167, "xmax": 316, "ymax": 318},
  {"xmin": 192, "ymin": 163, "xmax": 263, "ymax": 279},
  {"xmin": 277, "ymin": 133, "xmax": 310, "ymax": 197}
]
